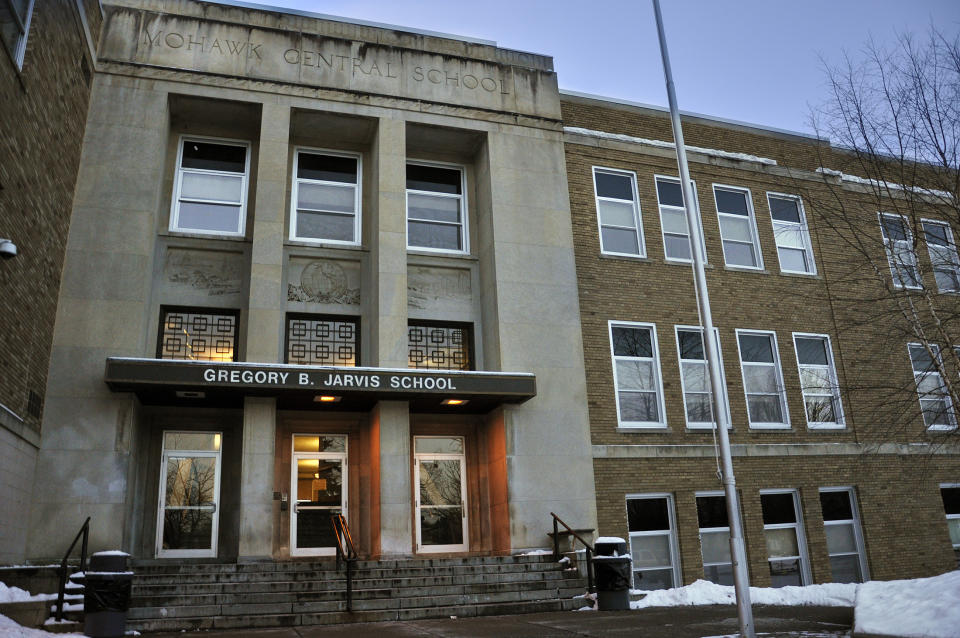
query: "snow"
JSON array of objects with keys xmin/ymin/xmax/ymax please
[
  {"xmin": 564, "ymin": 127, "xmax": 779, "ymax": 166},
  {"xmin": 91, "ymin": 551, "xmax": 129, "ymax": 557},
  {"xmin": 0, "ymin": 614, "xmax": 83, "ymax": 638},
  {"xmin": 0, "ymin": 584, "xmax": 58, "ymax": 604},
  {"xmin": 854, "ymin": 570, "xmax": 960, "ymax": 638},
  {"xmin": 518, "ymin": 549, "xmax": 553, "ymax": 556},
  {"xmin": 595, "ymin": 536, "xmax": 626, "ymax": 544},
  {"xmin": 815, "ymin": 167, "xmax": 953, "ymax": 199},
  {"xmin": 631, "ymin": 579, "xmax": 856, "ymax": 609}
]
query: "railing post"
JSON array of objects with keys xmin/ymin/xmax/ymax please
[
  {"xmin": 586, "ymin": 547, "xmax": 593, "ymax": 593},
  {"xmin": 553, "ymin": 517, "xmax": 559, "ymax": 560},
  {"xmin": 56, "ymin": 562, "xmax": 66, "ymax": 622},
  {"xmin": 79, "ymin": 520, "xmax": 89, "ymax": 572},
  {"xmin": 346, "ymin": 556, "xmax": 353, "ymax": 612}
]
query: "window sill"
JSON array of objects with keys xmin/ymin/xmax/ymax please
[
  {"xmin": 162, "ymin": 230, "xmax": 249, "ymax": 243},
  {"xmin": 617, "ymin": 425, "xmax": 670, "ymax": 433},
  {"xmin": 747, "ymin": 425, "xmax": 792, "ymax": 431},
  {"xmin": 407, "ymin": 249, "xmax": 478, "ymax": 262},
  {"xmin": 723, "ymin": 266, "xmax": 770, "ymax": 274},
  {"xmin": 599, "ymin": 253, "xmax": 651, "ymax": 263},
  {"xmin": 807, "ymin": 424, "xmax": 846, "ymax": 431},
  {"xmin": 779, "ymin": 270, "xmax": 821, "ymax": 279},
  {"xmin": 285, "ymin": 240, "xmax": 367, "ymax": 253},
  {"xmin": 664, "ymin": 259, "xmax": 714, "ymax": 269}
]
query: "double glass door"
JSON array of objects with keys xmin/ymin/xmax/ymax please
[
  {"xmin": 414, "ymin": 436, "xmax": 468, "ymax": 553},
  {"xmin": 291, "ymin": 434, "xmax": 347, "ymax": 556},
  {"xmin": 156, "ymin": 432, "xmax": 222, "ymax": 558}
]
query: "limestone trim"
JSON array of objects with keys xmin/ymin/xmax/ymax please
[
  {"xmin": 593, "ymin": 442, "xmax": 960, "ymax": 458},
  {"xmin": 0, "ymin": 402, "xmax": 40, "ymax": 448}
]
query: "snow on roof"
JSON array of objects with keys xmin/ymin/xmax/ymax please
[
  {"xmin": 563, "ymin": 127, "xmax": 778, "ymax": 166},
  {"xmin": 816, "ymin": 168, "xmax": 953, "ymax": 200}
]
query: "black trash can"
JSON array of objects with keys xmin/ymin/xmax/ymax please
[
  {"xmin": 592, "ymin": 537, "xmax": 632, "ymax": 611},
  {"xmin": 84, "ymin": 551, "xmax": 133, "ymax": 638}
]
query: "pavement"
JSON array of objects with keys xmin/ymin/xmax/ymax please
[{"xmin": 147, "ymin": 605, "xmax": 855, "ymax": 638}]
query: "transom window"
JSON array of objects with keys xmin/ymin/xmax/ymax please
[
  {"xmin": 593, "ymin": 168, "xmax": 645, "ymax": 257},
  {"xmin": 675, "ymin": 327, "xmax": 730, "ymax": 429},
  {"xmin": 406, "ymin": 163, "xmax": 467, "ymax": 254},
  {"xmin": 170, "ymin": 137, "xmax": 250, "ymax": 236},
  {"xmin": 158, "ymin": 307, "xmax": 238, "ymax": 362},
  {"xmin": 286, "ymin": 315, "xmax": 358, "ymax": 366},
  {"xmin": 768, "ymin": 194, "xmax": 815, "ymax": 274},
  {"xmin": 879, "ymin": 213, "xmax": 921, "ymax": 289},
  {"xmin": 407, "ymin": 322, "xmax": 472, "ymax": 370},
  {"xmin": 696, "ymin": 493, "xmax": 733, "ymax": 585},
  {"xmin": 760, "ymin": 490, "xmax": 810, "ymax": 587},
  {"xmin": 290, "ymin": 150, "xmax": 361, "ymax": 245},
  {"xmin": 626, "ymin": 495, "xmax": 680, "ymax": 590},
  {"xmin": 819, "ymin": 488, "xmax": 868, "ymax": 583},
  {"xmin": 609, "ymin": 322, "xmax": 666, "ymax": 428},
  {"xmin": 656, "ymin": 176, "xmax": 705, "ymax": 262},
  {"xmin": 940, "ymin": 485, "xmax": 960, "ymax": 566},
  {"xmin": 1, "ymin": 0, "xmax": 33, "ymax": 69},
  {"xmin": 793, "ymin": 334, "xmax": 844, "ymax": 428},
  {"xmin": 922, "ymin": 220, "xmax": 960, "ymax": 293},
  {"xmin": 737, "ymin": 331, "xmax": 789, "ymax": 428},
  {"xmin": 908, "ymin": 343, "xmax": 956, "ymax": 430},
  {"xmin": 715, "ymin": 185, "xmax": 762, "ymax": 269}
]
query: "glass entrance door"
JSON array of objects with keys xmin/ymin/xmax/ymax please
[
  {"xmin": 291, "ymin": 434, "xmax": 347, "ymax": 556},
  {"xmin": 414, "ymin": 436, "xmax": 468, "ymax": 553},
  {"xmin": 156, "ymin": 432, "xmax": 222, "ymax": 558}
]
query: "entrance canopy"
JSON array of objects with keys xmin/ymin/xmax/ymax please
[{"xmin": 104, "ymin": 357, "xmax": 536, "ymax": 413}]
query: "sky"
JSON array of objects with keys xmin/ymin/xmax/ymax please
[{"xmin": 237, "ymin": 0, "xmax": 960, "ymax": 137}]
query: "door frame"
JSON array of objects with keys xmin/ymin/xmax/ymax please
[
  {"xmin": 290, "ymin": 433, "xmax": 348, "ymax": 557},
  {"xmin": 155, "ymin": 430, "xmax": 222, "ymax": 559},
  {"xmin": 414, "ymin": 435, "xmax": 469, "ymax": 554}
]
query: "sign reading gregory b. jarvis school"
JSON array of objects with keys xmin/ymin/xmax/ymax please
[{"xmin": 104, "ymin": 357, "xmax": 536, "ymax": 401}]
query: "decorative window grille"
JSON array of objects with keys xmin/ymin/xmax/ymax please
[
  {"xmin": 158, "ymin": 308, "xmax": 238, "ymax": 362},
  {"xmin": 286, "ymin": 315, "xmax": 359, "ymax": 366},
  {"xmin": 407, "ymin": 322, "xmax": 471, "ymax": 371}
]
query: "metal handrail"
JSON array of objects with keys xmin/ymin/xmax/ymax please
[
  {"xmin": 550, "ymin": 512, "xmax": 594, "ymax": 593},
  {"xmin": 330, "ymin": 513, "xmax": 357, "ymax": 611},
  {"xmin": 56, "ymin": 517, "xmax": 90, "ymax": 622}
]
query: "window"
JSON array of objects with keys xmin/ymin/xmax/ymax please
[
  {"xmin": 908, "ymin": 343, "xmax": 956, "ymax": 430},
  {"xmin": 737, "ymin": 331, "xmax": 789, "ymax": 428},
  {"xmin": 158, "ymin": 307, "xmax": 238, "ymax": 362},
  {"xmin": 714, "ymin": 185, "xmax": 762, "ymax": 269},
  {"xmin": 407, "ymin": 322, "xmax": 472, "ymax": 370},
  {"xmin": 656, "ymin": 176, "xmax": 705, "ymax": 262},
  {"xmin": 922, "ymin": 220, "xmax": 960, "ymax": 293},
  {"xmin": 286, "ymin": 315, "xmax": 358, "ymax": 366},
  {"xmin": 406, "ymin": 163, "xmax": 467, "ymax": 253},
  {"xmin": 940, "ymin": 485, "xmax": 960, "ymax": 567},
  {"xmin": 696, "ymin": 493, "xmax": 734, "ymax": 585},
  {"xmin": 793, "ymin": 334, "xmax": 844, "ymax": 428},
  {"xmin": 675, "ymin": 326, "xmax": 730, "ymax": 429},
  {"xmin": 290, "ymin": 150, "xmax": 361, "ymax": 244},
  {"xmin": 1, "ymin": 0, "xmax": 33, "ymax": 69},
  {"xmin": 626, "ymin": 495, "xmax": 680, "ymax": 590},
  {"xmin": 170, "ymin": 137, "xmax": 250, "ymax": 236},
  {"xmin": 609, "ymin": 322, "xmax": 666, "ymax": 428},
  {"xmin": 593, "ymin": 168, "xmax": 645, "ymax": 257},
  {"xmin": 819, "ymin": 488, "xmax": 868, "ymax": 583},
  {"xmin": 768, "ymin": 194, "xmax": 815, "ymax": 274},
  {"xmin": 879, "ymin": 213, "xmax": 921, "ymax": 289},
  {"xmin": 760, "ymin": 490, "xmax": 810, "ymax": 587}
]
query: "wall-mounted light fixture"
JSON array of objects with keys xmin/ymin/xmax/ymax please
[{"xmin": 0, "ymin": 238, "xmax": 16, "ymax": 260}]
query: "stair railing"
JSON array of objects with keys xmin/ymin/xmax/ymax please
[
  {"xmin": 549, "ymin": 512, "xmax": 594, "ymax": 593},
  {"xmin": 330, "ymin": 513, "xmax": 358, "ymax": 612},
  {"xmin": 56, "ymin": 516, "xmax": 91, "ymax": 622}
]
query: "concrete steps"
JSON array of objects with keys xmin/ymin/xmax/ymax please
[{"xmin": 127, "ymin": 555, "xmax": 587, "ymax": 632}]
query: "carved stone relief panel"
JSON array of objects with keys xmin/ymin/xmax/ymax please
[
  {"xmin": 408, "ymin": 266, "xmax": 472, "ymax": 312},
  {"xmin": 163, "ymin": 248, "xmax": 244, "ymax": 298},
  {"xmin": 288, "ymin": 257, "xmax": 361, "ymax": 306}
]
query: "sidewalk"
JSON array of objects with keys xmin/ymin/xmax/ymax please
[{"xmin": 148, "ymin": 605, "xmax": 854, "ymax": 638}]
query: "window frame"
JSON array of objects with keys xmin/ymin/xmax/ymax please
[
  {"xmin": 819, "ymin": 486, "xmax": 869, "ymax": 583},
  {"xmin": 169, "ymin": 135, "xmax": 251, "ymax": 238},
  {"xmin": 655, "ymin": 174, "xmax": 706, "ymax": 263},
  {"xmin": 407, "ymin": 320, "xmax": 474, "ymax": 371},
  {"xmin": 908, "ymin": 343, "xmax": 957, "ymax": 431},
  {"xmin": 284, "ymin": 313, "xmax": 360, "ymax": 367},
  {"xmin": 609, "ymin": 320, "xmax": 667, "ymax": 429},
  {"xmin": 878, "ymin": 212, "xmax": 922, "ymax": 290},
  {"xmin": 156, "ymin": 305, "xmax": 240, "ymax": 362},
  {"xmin": 767, "ymin": 192, "xmax": 816, "ymax": 275},
  {"xmin": 736, "ymin": 329, "xmax": 790, "ymax": 429},
  {"xmin": 405, "ymin": 160, "xmax": 469, "ymax": 255},
  {"xmin": 674, "ymin": 325, "xmax": 731, "ymax": 429},
  {"xmin": 695, "ymin": 491, "xmax": 735, "ymax": 585},
  {"xmin": 714, "ymin": 184, "xmax": 763, "ymax": 270},
  {"xmin": 921, "ymin": 218, "xmax": 960, "ymax": 293},
  {"xmin": 289, "ymin": 147, "xmax": 362, "ymax": 246},
  {"xmin": 593, "ymin": 166, "xmax": 646, "ymax": 258},
  {"xmin": 792, "ymin": 332, "xmax": 845, "ymax": 429},
  {"xmin": 1, "ymin": 0, "xmax": 33, "ymax": 70},
  {"xmin": 940, "ymin": 483, "xmax": 960, "ymax": 567},
  {"xmin": 624, "ymin": 493, "xmax": 681, "ymax": 591},
  {"xmin": 759, "ymin": 488, "xmax": 812, "ymax": 587}
]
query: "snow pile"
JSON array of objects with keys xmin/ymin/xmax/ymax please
[
  {"xmin": 518, "ymin": 549, "xmax": 553, "ymax": 556},
  {"xmin": 854, "ymin": 570, "xmax": 960, "ymax": 638},
  {"xmin": 0, "ymin": 614, "xmax": 83, "ymax": 637},
  {"xmin": 564, "ymin": 127, "xmax": 778, "ymax": 166},
  {"xmin": 0, "ymin": 584, "xmax": 57, "ymax": 604},
  {"xmin": 632, "ymin": 579, "xmax": 855, "ymax": 609}
]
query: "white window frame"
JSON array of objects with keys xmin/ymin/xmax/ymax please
[
  {"xmin": 675, "ymin": 325, "xmax": 731, "ymax": 429},
  {"xmin": 714, "ymin": 184, "xmax": 763, "ymax": 270},
  {"xmin": 405, "ymin": 160, "xmax": 469, "ymax": 255},
  {"xmin": 1, "ymin": 0, "xmax": 34, "ymax": 70},
  {"xmin": 289, "ymin": 147, "xmax": 362, "ymax": 246},
  {"xmin": 593, "ymin": 166, "xmax": 646, "ymax": 258},
  {"xmin": 759, "ymin": 488, "xmax": 812, "ymax": 586},
  {"xmin": 878, "ymin": 212, "xmax": 921, "ymax": 290},
  {"xmin": 736, "ymin": 329, "xmax": 790, "ymax": 429},
  {"xmin": 819, "ymin": 486, "xmax": 869, "ymax": 583},
  {"xmin": 921, "ymin": 219, "xmax": 960, "ymax": 293},
  {"xmin": 695, "ymin": 491, "xmax": 735, "ymax": 585},
  {"xmin": 625, "ymin": 493, "xmax": 681, "ymax": 590},
  {"xmin": 908, "ymin": 343, "xmax": 957, "ymax": 431},
  {"xmin": 767, "ymin": 192, "xmax": 816, "ymax": 275},
  {"xmin": 169, "ymin": 135, "xmax": 251, "ymax": 238},
  {"xmin": 609, "ymin": 320, "xmax": 667, "ymax": 429},
  {"xmin": 940, "ymin": 482, "xmax": 960, "ymax": 566},
  {"xmin": 655, "ymin": 175, "xmax": 706, "ymax": 263},
  {"xmin": 792, "ymin": 333, "xmax": 845, "ymax": 429}
]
